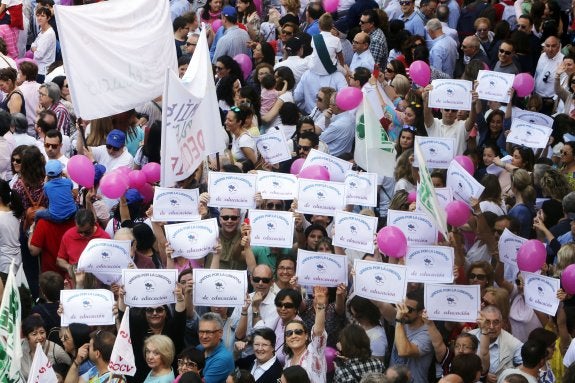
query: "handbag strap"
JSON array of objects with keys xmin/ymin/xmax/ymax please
[
  {"xmin": 312, "ymin": 34, "xmax": 337, "ymax": 74},
  {"xmin": 20, "ymin": 179, "xmax": 43, "ymax": 207}
]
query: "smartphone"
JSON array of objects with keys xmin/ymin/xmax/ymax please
[{"xmin": 373, "ymin": 64, "xmax": 380, "ymax": 79}]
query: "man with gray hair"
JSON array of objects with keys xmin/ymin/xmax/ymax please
[
  {"xmin": 11, "ymin": 113, "xmax": 35, "ymax": 146},
  {"xmin": 434, "ymin": 4, "xmax": 459, "ymax": 44},
  {"xmin": 454, "ymin": 35, "xmax": 489, "ymax": 78},
  {"xmin": 426, "ymin": 18, "xmax": 458, "ymax": 77},
  {"xmin": 38, "ymin": 81, "xmax": 71, "ymax": 136},
  {"xmin": 196, "ymin": 312, "xmax": 234, "ymax": 383}
]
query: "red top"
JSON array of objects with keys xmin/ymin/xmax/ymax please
[{"xmin": 57, "ymin": 226, "xmax": 110, "ymax": 265}]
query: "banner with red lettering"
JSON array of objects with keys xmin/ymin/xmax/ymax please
[
  {"xmin": 108, "ymin": 307, "xmax": 136, "ymax": 376},
  {"xmin": 27, "ymin": 345, "xmax": 57, "ymax": 383}
]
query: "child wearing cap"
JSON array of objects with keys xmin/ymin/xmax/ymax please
[{"xmin": 35, "ymin": 159, "xmax": 77, "ymax": 223}]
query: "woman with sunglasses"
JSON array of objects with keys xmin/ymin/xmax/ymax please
[
  {"xmin": 225, "ymin": 104, "xmax": 259, "ymax": 167},
  {"xmin": 467, "ymin": 260, "xmax": 494, "ymax": 296},
  {"xmin": 9, "ymin": 145, "xmax": 25, "ymax": 188},
  {"xmin": 284, "ymin": 286, "xmax": 328, "ymax": 383},
  {"xmin": 236, "ymin": 328, "xmax": 283, "ymax": 383},
  {"xmin": 383, "ymin": 60, "xmax": 407, "ymax": 85},
  {"xmin": 59, "ymin": 323, "xmax": 94, "ymax": 376},
  {"xmin": 266, "ymin": 288, "xmax": 303, "ymax": 364}
]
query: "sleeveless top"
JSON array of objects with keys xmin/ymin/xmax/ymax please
[{"xmin": 0, "ymin": 90, "xmax": 26, "ymax": 115}]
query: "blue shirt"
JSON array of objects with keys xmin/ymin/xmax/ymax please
[
  {"xmin": 294, "ymin": 70, "xmax": 348, "ymax": 114},
  {"xmin": 320, "ymin": 110, "xmax": 356, "ymax": 156},
  {"xmin": 44, "ymin": 177, "xmax": 77, "ymax": 220},
  {"xmin": 402, "ymin": 11, "xmax": 426, "ymax": 38},
  {"xmin": 305, "ymin": 20, "xmax": 320, "ymax": 36},
  {"xmin": 197, "ymin": 341, "xmax": 234, "ymax": 383},
  {"xmin": 429, "ymin": 34, "xmax": 458, "ymax": 77}
]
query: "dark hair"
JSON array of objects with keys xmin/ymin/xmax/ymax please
[
  {"xmin": 45, "ymin": 129, "xmax": 62, "ymax": 144},
  {"xmin": 260, "ymin": 73, "xmax": 276, "ymax": 90},
  {"xmin": 0, "ymin": 67, "xmax": 17, "ymax": 83},
  {"xmin": 0, "ymin": 109, "xmax": 10, "ymax": 136},
  {"xmin": 237, "ymin": 0, "xmax": 257, "ymax": 22},
  {"xmin": 348, "ymin": 295, "xmax": 381, "ymax": 326},
  {"xmin": 298, "ymin": 131, "xmax": 319, "ymax": 148},
  {"xmin": 22, "ymin": 314, "xmax": 45, "ymax": 337},
  {"xmin": 304, "ymin": 223, "xmax": 327, "ymax": 243},
  {"xmin": 238, "ymin": 86, "xmax": 261, "ymax": 125},
  {"xmin": 178, "ymin": 347, "xmax": 206, "ymax": 370},
  {"xmin": 450, "ymin": 353, "xmax": 482, "ymax": 383},
  {"xmin": 527, "ymin": 327, "xmax": 557, "ymax": 348},
  {"xmin": 92, "ymin": 330, "xmax": 116, "ymax": 363},
  {"xmin": 412, "ymin": 44, "xmax": 430, "ymax": 65},
  {"xmin": 307, "ymin": 1, "xmax": 324, "ymax": 20},
  {"xmin": 18, "ymin": 61, "xmax": 38, "ymax": 80},
  {"xmin": 274, "ymin": 67, "xmax": 296, "ymax": 91},
  {"xmin": 133, "ymin": 222, "xmax": 156, "ymax": 251},
  {"xmin": 353, "ymin": 67, "xmax": 371, "ymax": 87},
  {"xmin": 35, "ymin": 6, "xmax": 52, "ymax": 18},
  {"xmin": 216, "ymin": 55, "xmax": 244, "ymax": 85},
  {"xmin": 274, "ymin": 288, "xmax": 302, "ymax": 313},
  {"xmin": 479, "ymin": 174, "xmax": 502, "ymax": 204},
  {"xmin": 512, "ymin": 145, "xmax": 535, "ymax": 172},
  {"xmin": 51, "ymin": 75, "xmax": 67, "ymax": 91},
  {"xmin": 456, "ymin": 332, "xmax": 479, "ymax": 352},
  {"xmin": 178, "ymin": 55, "xmax": 191, "ymax": 67},
  {"xmin": 201, "ymin": 0, "xmax": 220, "ymax": 20},
  {"xmin": 20, "ymin": 145, "xmax": 46, "ymax": 187},
  {"xmin": 339, "ymin": 323, "xmax": 372, "ymax": 359},
  {"xmin": 283, "ymin": 320, "xmax": 308, "ymax": 357},
  {"xmin": 279, "ymin": 102, "xmax": 299, "ymax": 126},
  {"xmin": 361, "ymin": 9, "xmax": 379, "ymax": 28},
  {"xmin": 173, "ymin": 16, "xmax": 188, "ymax": 32},
  {"xmin": 38, "ymin": 271, "xmax": 63, "ymax": 302},
  {"xmin": 179, "ymin": 372, "xmax": 203, "ymax": 383},
  {"xmin": 0, "ymin": 179, "xmax": 23, "ymax": 219},
  {"xmin": 406, "ymin": 287, "xmax": 424, "ymax": 310},
  {"xmin": 388, "ymin": 59, "xmax": 407, "ymax": 77},
  {"xmin": 75, "ymin": 208, "xmax": 96, "ymax": 227},
  {"xmin": 37, "ymin": 109, "xmax": 58, "ymax": 134},
  {"xmin": 143, "ymin": 120, "xmax": 162, "ymax": 164},
  {"xmin": 68, "ymin": 323, "xmax": 91, "ymax": 349},
  {"xmin": 10, "ymin": 144, "xmax": 26, "ymax": 174},
  {"xmin": 258, "ymin": 42, "xmax": 276, "ymax": 66},
  {"xmin": 282, "ymin": 365, "xmax": 310, "ymax": 383},
  {"xmin": 521, "ymin": 339, "xmax": 547, "ymax": 368},
  {"xmin": 252, "ymin": 327, "xmax": 277, "ymax": 348},
  {"xmin": 275, "ymin": 253, "xmax": 296, "ymax": 273}
]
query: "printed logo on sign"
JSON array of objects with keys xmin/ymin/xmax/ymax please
[
  {"xmin": 428, "ymin": 147, "xmax": 438, "ymax": 156},
  {"xmin": 348, "ymin": 181, "xmax": 358, "ymax": 189},
  {"xmin": 266, "ymin": 222, "xmax": 276, "ymax": 231},
  {"xmin": 272, "ymin": 181, "xmax": 280, "ymax": 188},
  {"xmin": 187, "ymin": 233, "xmax": 198, "ymax": 244},
  {"xmin": 101, "ymin": 251, "xmax": 110, "ymax": 260},
  {"xmin": 316, "ymin": 262, "xmax": 327, "ymax": 273},
  {"xmin": 407, "ymin": 222, "xmax": 417, "ymax": 232},
  {"xmin": 537, "ymin": 285, "xmax": 544, "ymax": 296},
  {"xmin": 446, "ymin": 295, "xmax": 457, "ymax": 305},
  {"xmin": 144, "ymin": 280, "xmax": 155, "ymax": 291},
  {"xmin": 316, "ymin": 190, "xmax": 326, "ymax": 200},
  {"xmin": 350, "ymin": 225, "xmax": 357, "ymax": 234},
  {"xmin": 489, "ymin": 80, "xmax": 496, "ymax": 87},
  {"xmin": 374, "ymin": 274, "xmax": 385, "ymax": 285},
  {"xmin": 457, "ymin": 182, "xmax": 464, "ymax": 191},
  {"xmin": 424, "ymin": 257, "xmax": 434, "ymax": 267},
  {"xmin": 446, "ymin": 89, "xmax": 454, "ymax": 97},
  {"xmin": 228, "ymin": 183, "xmax": 238, "ymax": 192},
  {"xmin": 215, "ymin": 280, "xmax": 225, "ymax": 291},
  {"xmin": 83, "ymin": 299, "xmax": 93, "ymax": 309},
  {"xmin": 170, "ymin": 198, "xmax": 180, "ymax": 206},
  {"xmin": 261, "ymin": 144, "xmax": 270, "ymax": 152},
  {"xmin": 526, "ymin": 130, "xmax": 532, "ymax": 136}
]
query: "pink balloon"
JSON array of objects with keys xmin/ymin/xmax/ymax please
[
  {"xmin": 562, "ymin": 264, "xmax": 575, "ymax": 294},
  {"xmin": 141, "ymin": 162, "xmax": 161, "ymax": 184},
  {"xmin": 407, "ymin": 191, "xmax": 416, "ymax": 203},
  {"xmin": 325, "ymin": 347, "xmax": 337, "ymax": 373},
  {"xmin": 335, "ymin": 87, "xmax": 363, "ymax": 111},
  {"xmin": 409, "ymin": 60, "xmax": 431, "ymax": 87},
  {"xmin": 445, "ymin": 200, "xmax": 471, "ymax": 227},
  {"xmin": 377, "ymin": 226, "xmax": 407, "ymax": 258},
  {"xmin": 454, "ymin": 155, "xmax": 475, "ymax": 175},
  {"xmin": 100, "ymin": 172, "xmax": 129, "ymax": 199},
  {"xmin": 128, "ymin": 170, "xmax": 147, "ymax": 189},
  {"xmin": 290, "ymin": 158, "xmax": 305, "ymax": 175},
  {"xmin": 323, "ymin": 0, "xmax": 339, "ymax": 13},
  {"xmin": 517, "ymin": 240, "xmax": 546, "ymax": 272},
  {"xmin": 513, "ymin": 73, "xmax": 535, "ymax": 98},
  {"xmin": 234, "ymin": 53, "xmax": 252, "ymax": 81},
  {"xmin": 137, "ymin": 182, "xmax": 154, "ymax": 203},
  {"xmin": 24, "ymin": 50, "xmax": 33, "ymax": 59},
  {"xmin": 115, "ymin": 166, "xmax": 132, "ymax": 176},
  {"xmin": 67, "ymin": 155, "xmax": 95, "ymax": 188},
  {"xmin": 299, "ymin": 165, "xmax": 330, "ymax": 181},
  {"xmin": 212, "ymin": 19, "xmax": 223, "ymax": 33}
]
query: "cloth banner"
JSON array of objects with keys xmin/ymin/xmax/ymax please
[
  {"xmin": 26, "ymin": 346, "xmax": 57, "ymax": 383},
  {"xmin": 0, "ymin": 261, "xmax": 23, "ymax": 381},
  {"xmin": 108, "ymin": 307, "xmax": 137, "ymax": 376}
]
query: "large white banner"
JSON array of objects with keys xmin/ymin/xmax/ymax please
[
  {"xmin": 55, "ymin": 0, "xmax": 177, "ymax": 119},
  {"xmin": 354, "ymin": 260, "xmax": 407, "ymax": 304},
  {"xmin": 60, "ymin": 289, "xmax": 116, "ymax": 326},
  {"xmin": 296, "ymin": 250, "xmax": 347, "ymax": 287},
  {"xmin": 193, "ymin": 269, "xmax": 247, "ymax": 307}
]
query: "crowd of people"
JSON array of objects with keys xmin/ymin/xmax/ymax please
[{"xmin": 3, "ymin": 0, "xmax": 575, "ymax": 382}]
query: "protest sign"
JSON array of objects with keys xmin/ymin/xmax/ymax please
[
  {"xmin": 296, "ymin": 179, "xmax": 346, "ymax": 216},
  {"xmin": 447, "ymin": 160, "xmax": 485, "ymax": 204},
  {"xmin": 164, "ymin": 218, "xmax": 219, "ymax": 259},
  {"xmin": 428, "ymin": 79, "xmax": 473, "ymax": 110},
  {"xmin": 302, "ymin": 149, "xmax": 354, "ymax": 182},
  {"xmin": 256, "ymin": 171, "xmax": 298, "ymax": 200},
  {"xmin": 61, "ymin": 289, "xmax": 115, "ymax": 326},
  {"xmin": 332, "ymin": 210, "xmax": 377, "ymax": 254},
  {"xmin": 522, "ymin": 272, "xmax": 560, "ymax": 316},
  {"xmin": 424, "ymin": 284, "xmax": 480, "ymax": 322},
  {"xmin": 193, "ymin": 269, "xmax": 247, "ymax": 307},
  {"xmin": 413, "ymin": 136, "xmax": 455, "ymax": 169},
  {"xmin": 249, "ymin": 210, "xmax": 295, "ymax": 248},
  {"xmin": 506, "ymin": 119, "xmax": 552, "ymax": 149},
  {"xmin": 77, "ymin": 239, "xmax": 134, "ymax": 285},
  {"xmin": 344, "ymin": 171, "xmax": 378, "ymax": 207},
  {"xmin": 476, "ymin": 70, "xmax": 514, "ymax": 103},
  {"xmin": 122, "ymin": 269, "xmax": 178, "ymax": 307},
  {"xmin": 354, "ymin": 260, "xmax": 407, "ymax": 304},
  {"xmin": 296, "ymin": 250, "xmax": 347, "ymax": 287},
  {"xmin": 208, "ymin": 172, "xmax": 257, "ymax": 209},
  {"xmin": 256, "ymin": 127, "xmax": 292, "ymax": 164},
  {"xmin": 405, "ymin": 245, "xmax": 454, "ymax": 283},
  {"xmin": 387, "ymin": 210, "xmax": 437, "ymax": 245},
  {"xmin": 153, "ymin": 187, "xmax": 200, "ymax": 222}
]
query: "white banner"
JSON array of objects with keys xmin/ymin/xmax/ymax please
[
  {"xmin": 54, "ymin": 0, "xmax": 177, "ymax": 119},
  {"xmin": 512, "ymin": 107, "xmax": 554, "ymax": 128},
  {"xmin": 424, "ymin": 284, "xmax": 480, "ymax": 322},
  {"xmin": 405, "ymin": 245, "xmax": 454, "ymax": 283},
  {"xmin": 77, "ymin": 239, "xmax": 134, "ymax": 285},
  {"xmin": 387, "ymin": 210, "xmax": 437, "ymax": 245},
  {"xmin": 498, "ymin": 228, "xmax": 527, "ymax": 267},
  {"xmin": 296, "ymin": 250, "xmax": 347, "ymax": 287},
  {"xmin": 256, "ymin": 171, "xmax": 298, "ymax": 200},
  {"xmin": 301, "ymin": 149, "xmax": 354, "ymax": 182},
  {"xmin": 447, "ymin": 160, "xmax": 485, "ymax": 205},
  {"xmin": 122, "ymin": 269, "xmax": 178, "ymax": 307},
  {"xmin": 413, "ymin": 136, "xmax": 455, "ymax": 169},
  {"xmin": 193, "ymin": 269, "xmax": 247, "ymax": 307},
  {"xmin": 207, "ymin": 172, "xmax": 257, "ymax": 209},
  {"xmin": 506, "ymin": 119, "xmax": 552, "ymax": 149},
  {"xmin": 332, "ymin": 210, "xmax": 377, "ymax": 254},
  {"xmin": 428, "ymin": 79, "xmax": 473, "ymax": 111},
  {"xmin": 354, "ymin": 260, "xmax": 407, "ymax": 304},
  {"xmin": 153, "ymin": 187, "xmax": 200, "ymax": 222},
  {"xmin": 60, "ymin": 289, "xmax": 115, "ymax": 326},
  {"xmin": 416, "ymin": 186, "xmax": 453, "ymax": 212},
  {"xmin": 522, "ymin": 272, "xmax": 560, "ymax": 316},
  {"xmin": 256, "ymin": 127, "xmax": 291, "ymax": 165},
  {"xmin": 476, "ymin": 70, "xmax": 514, "ymax": 103},
  {"xmin": 344, "ymin": 171, "xmax": 378, "ymax": 207},
  {"xmin": 164, "ymin": 218, "xmax": 219, "ymax": 259},
  {"xmin": 108, "ymin": 306, "xmax": 136, "ymax": 376},
  {"xmin": 296, "ymin": 179, "xmax": 346, "ymax": 216},
  {"xmin": 249, "ymin": 210, "xmax": 294, "ymax": 248},
  {"xmin": 27, "ymin": 345, "xmax": 57, "ymax": 383}
]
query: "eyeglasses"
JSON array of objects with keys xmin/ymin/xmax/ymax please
[
  {"xmin": 499, "ymin": 49, "xmax": 513, "ymax": 55},
  {"xmin": 281, "ymin": 29, "xmax": 293, "ymax": 35},
  {"xmin": 178, "ymin": 359, "xmax": 198, "ymax": 369},
  {"xmin": 285, "ymin": 328, "xmax": 305, "ymax": 337},
  {"xmin": 44, "ymin": 143, "xmax": 60, "ymax": 149},
  {"xmin": 484, "ymin": 319, "xmax": 501, "ymax": 327},
  {"xmin": 252, "ymin": 276, "xmax": 272, "ymax": 284},
  {"xmin": 399, "ymin": 1, "xmax": 412, "ymax": 5},
  {"xmin": 543, "ymin": 71, "xmax": 551, "ymax": 83},
  {"xmin": 11, "ymin": 158, "xmax": 20, "ymax": 164},
  {"xmin": 220, "ymin": 215, "xmax": 239, "ymax": 221},
  {"xmin": 276, "ymin": 302, "xmax": 296, "ymax": 309},
  {"xmin": 185, "ymin": 42, "xmax": 197, "ymax": 46},
  {"xmin": 215, "ymin": 66, "xmax": 225, "ymax": 71},
  {"xmin": 145, "ymin": 307, "xmax": 166, "ymax": 314},
  {"xmin": 469, "ymin": 272, "xmax": 487, "ymax": 281},
  {"xmin": 297, "ymin": 145, "xmax": 312, "ymax": 152},
  {"xmin": 60, "ymin": 333, "xmax": 70, "ymax": 342},
  {"xmin": 106, "ymin": 144, "xmax": 121, "ymax": 151},
  {"xmin": 385, "ymin": 67, "xmax": 394, "ymax": 73},
  {"xmin": 359, "ymin": 19, "xmax": 371, "ymax": 25},
  {"xmin": 406, "ymin": 306, "xmax": 418, "ymax": 313},
  {"xmin": 198, "ymin": 329, "xmax": 221, "ymax": 336},
  {"xmin": 266, "ymin": 202, "xmax": 283, "ymax": 209}
]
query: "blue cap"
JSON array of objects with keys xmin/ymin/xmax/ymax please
[
  {"xmin": 106, "ymin": 129, "xmax": 125, "ymax": 149},
  {"xmin": 222, "ymin": 5, "xmax": 237, "ymax": 20},
  {"xmin": 125, "ymin": 189, "xmax": 143, "ymax": 205},
  {"xmin": 94, "ymin": 164, "xmax": 106, "ymax": 184},
  {"xmin": 45, "ymin": 159, "xmax": 63, "ymax": 177}
]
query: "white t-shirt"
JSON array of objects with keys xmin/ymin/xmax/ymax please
[
  {"xmin": 426, "ymin": 118, "xmax": 469, "ymax": 155},
  {"xmin": 91, "ymin": 145, "xmax": 135, "ymax": 171},
  {"xmin": 365, "ymin": 326, "xmax": 388, "ymax": 357},
  {"xmin": 231, "ymin": 132, "xmax": 257, "ymax": 163},
  {"xmin": 309, "ymin": 31, "xmax": 342, "ymax": 76}
]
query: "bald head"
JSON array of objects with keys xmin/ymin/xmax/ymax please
[
  {"xmin": 462, "ymin": 36, "xmax": 480, "ymax": 56},
  {"xmin": 544, "ymin": 35, "xmax": 561, "ymax": 58},
  {"xmin": 251, "ymin": 264, "xmax": 273, "ymax": 296},
  {"xmin": 352, "ymin": 32, "xmax": 370, "ymax": 53},
  {"xmin": 438, "ymin": 374, "xmax": 464, "ymax": 383}
]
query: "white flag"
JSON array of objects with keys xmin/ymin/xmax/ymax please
[
  {"xmin": 27, "ymin": 345, "xmax": 57, "ymax": 383},
  {"xmin": 15, "ymin": 262, "xmax": 29, "ymax": 289},
  {"xmin": 0, "ymin": 260, "xmax": 23, "ymax": 380},
  {"xmin": 108, "ymin": 307, "xmax": 136, "ymax": 376}
]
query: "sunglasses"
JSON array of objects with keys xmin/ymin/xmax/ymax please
[
  {"xmin": 406, "ymin": 306, "xmax": 417, "ymax": 313},
  {"xmin": 220, "ymin": 215, "xmax": 239, "ymax": 221},
  {"xmin": 469, "ymin": 272, "xmax": 487, "ymax": 281},
  {"xmin": 285, "ymin": 328, "xmax": 305, "ymax": 337},
  {"xmin": 106, "ymin": 144, "xmax": 121, "ymax": 151},
  {"xmin": 281, "ymin": 29, "xmax": 293, "ymax": 35},
  {"xmin": 399, "ymin": 1, "xmax": 412, "ymax": 5},
  {"xmin": 515, "ymin": 278, "xmax": 522, "ymax": 286},
  {"xmin": 266, "ymin": 202, "xmax": 283, "ymax": 209},
  {"xmin": 297, "ymin": 145, "xmax": 312, "ymax": 152},
  {"xmin": 276, "ymin": 302, "xmax": 296, "ymax": 309},
  {"xmin": 145, "ymin": 307, "xmax": 166, "ymax": 314},
  {"xmin": 444, "ymin": 109, "xmax": 457, "ymax": 112},
  {"xmin": 499, "ymin": 49, "xmax": 513, "ymax": 55},
  {"xmin": 185, "ymin": 42, "xmax": 197, "ymax": 46},
  {"xmin": 11, "ymin": 158, "xmax": 21, "ymax": 164},
  {"xmin": 252, "ymin": 276, "xmax": 272, "ymax": 284},
  {"xmin": 44, "ymin": 143, "xmax": 60, "ymax": 149}
]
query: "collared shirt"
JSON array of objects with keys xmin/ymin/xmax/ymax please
[
  {"xmin": 429, "ymin": 33, "xmax": 458, "ymax": 77},
  {"xmin": 294, "ymin": 69, "xmax": 348, "ymax": 114},
  {"xmin": 534, "ymin": 52, "xmax": 564, "ymax": 98},
  {"xmin": 275, "ymin": 55, "xmax": 310, "ymax": 84},
  {"xmin": 251, "ymin": 355, "xmax": 278, "ymax": 381},
  {"xmin": 305, "ymin": 20, "xmax": 320, "ymax": 36},
  {"xmin": 49, "ymin": 101, "xmax": 72, "ymax": 136},
  {"xmin": 446, "ymin": 0, "xmax": 461, "ymax": 29},
  {"xmin": 320, "ymin": 110, "xmax": 356, "ymax": 156},
  {"xmin": 333, "ymin": 357, "xmax": 384, "ymax": 383},
  {"xmin": 211, "ymin": 25, "xmax": 251, "ymax": 64},
  {"xmin": 426, "ymin": 117, "xmax": 469, "ymax": 155},
  {"xmin": 350, "ymin": 49, "xmax": 375, "ymax": 71},
  {"xmin": 367, "ymin": 28, "xmax": 388, "ymax": 68},
  {"xmin": 197, "ymin": 341, "xmax": 235, "ymax": 383},
  {"xmin": 402, "ymin": 10, "xmax": 426, "ymax": 37}
]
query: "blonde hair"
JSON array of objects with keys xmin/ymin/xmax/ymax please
[
  {"xmin": 86, "ymin": 117, "xmax": 113, "ymax": 147},
  {"xmin": 391, "ymin": 74, "xmax": 411, "ymax": 98},
  {"xmin": 283, "ymin": 0, "xmax": 300, "ymax": 15},
  {"xmin": 511, "ymin": 169, "xmax": 536, "ymax": 205},
  {"xmin": 474, "ymin": 17, "xmax": 491, "ymax": 30},
  {"xmin": 557, "ymin": 243, "xmax": 575, "ymax": 276},
  {"xmin": 394, "ymin": 148, "xmax": 415, "ymax": 184},
  {"xmin": 144, "ymin": 335, "xmax": 175, "ymax": 368}
]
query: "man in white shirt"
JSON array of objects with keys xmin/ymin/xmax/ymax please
[
  {"xmin": 77, "ymin": 128, "xmax": 134, "ymax": 171},
  {"xmin": 275, "ymin": 36, "xmax": 309, "ymax": 84},
  {"xmin": 349, "ymin": 31, "xmax": 375, "ymax": 72},
  {"xmin": 534, "ymin": 35, "xmax": 564, "ymax": 115}
]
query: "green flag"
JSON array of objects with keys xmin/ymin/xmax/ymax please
[{"xmin": 0, "ymin": 261, "xmax": 23, "ymax": 382}]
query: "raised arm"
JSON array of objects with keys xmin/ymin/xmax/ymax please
[
  {"xmin": 312, "ymin": 286, "xmax": 328, "ymax": 337},
  {"xmin": 464, "ymin": 90, "xmax": 479, "ymax": 132},
  {"xmin": 394, "ymin": 301, "xmax": 421, "ymax": 357},
  {"xmin": 422, "ymin": 310, "xmax": 447, "ymax": 362},
  {"xmin": 422, "ymin": 85, "xmax": 435, "ymax": 128}
]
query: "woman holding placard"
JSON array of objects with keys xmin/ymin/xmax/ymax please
[
  {"xmin": 225, "ymin": 104, "xmax": 259, "ymax": 167},
  {"xmin": 143, "ymin": 335, "xmax": 176, "ymax": 382}
]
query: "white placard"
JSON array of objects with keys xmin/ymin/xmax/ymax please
[
  {"xmin": 152, "ymin": 187, "xmax": 200, "ymax": 222},
  {"xmin": 301, "ymin": 149, "xmax": 353, "ymax": 182},
  {"xmin": 413, "ymin": 136, "xmax": 456, "ymax": 169},
  {"xmin": 522, "ymin": 272, "xmax": 560, "ymax": 316},
  {"xmin": 405, "ymin": 245, "xmax": 454, "ymax": 283},
  {"xmin": 506, "ymin": 119, "xmax": 552, "ymax": 149},
  {"xmin": 332, "ymin": 210, "xmax": 377, "ymax": 254},
  {"xmin": 416, "ymin": 186, "xmax": 453, "ymax": 212},
  {"xmin": 424, "ymin": 284, "xmax": 480, "ymax": 322},
  {"xmin": 344, "ymin": 171, "xmax": 378, "ymax": 207},
  {"xmin": 193, "ymin": 268, "xmax": 247, "ymax": 307},
  {"xmin": 296, "ymin": 179, "xmax": 346, "ymax": 216},
  {"xmin": 296, "ymin": 250, "xmax": 348, "ymax": 287},
  {"xmin": 249, "ymin": 210, "xmax": 295, "ymax": 248},
  {"xmin": 486, "ymin": 154, "xmax": 512, "ymax": 175},
  {"xmin": 476, "ymin": 70, "xmax": 514, "ymax": 103},
  {"xmin": 207, "ymin": 172, "xmax": 257, "ymax": 209},
  {"xmin": 164, "ymin": 218, "xmax": 219, "ymax": 259},
  {"xmin": 428, "ymin": 79, "xmax": 473, "ymax": 111},
  {"xmin": 122, "ymin": 269, "xmax": 178, "ymax": 307},
  {"xmin": 353, "ymin": 260, "xmax": 407, "ymax": 304},
  {"xmin": 77, "ymin": 239, "xmax": 135, "ymax": 285},
  {"xmin": 512, "ymin": 107, "xmax": 554, "ymax": 128},
  {"xmin": 498, "ymin": 228, "xmax": 527, "ymax": 266},
  {"xmin": 387, "ymin": 210, "xmax": 437, "ymax": 245},
  {"xmin": 256, "ymin": 171, "xmax": 298, "ymax": 200},
  {"xmin": 256, "ymin": 127, "xmax": 292, "ymax": 164},
  {"xmin": 60, "ymin": 289, "xmax": 115, "ymax": 326},
  {"xmin": 447, "ymin": 160, "xmax": 485, "ymax": 205}
]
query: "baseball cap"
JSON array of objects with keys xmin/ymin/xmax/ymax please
[
  {"xmin": 45, "ymin": 159, "xmax": 63, "ymax": 177},
  {"xmin": 222, "ymin": 5, "xmax": 237, "ymax": 20},
  {"xmin": 125, "ymin": 188, "xmax": 143, "ymax": 205},
  {"xmin": 285, "ymin": 36, "xmax": 303, "ymax": 54},
  {"xmin": 94, "ymin": 164, "xmax": 106, "ymax": 185},
  {"xmin": 106, "ymin": 129, "xmax": 126, "ymax": 149}
]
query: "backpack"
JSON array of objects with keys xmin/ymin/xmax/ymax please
[{"xmin": 21, "ymin": 180, "xmax": 45, "ymax": 233}]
